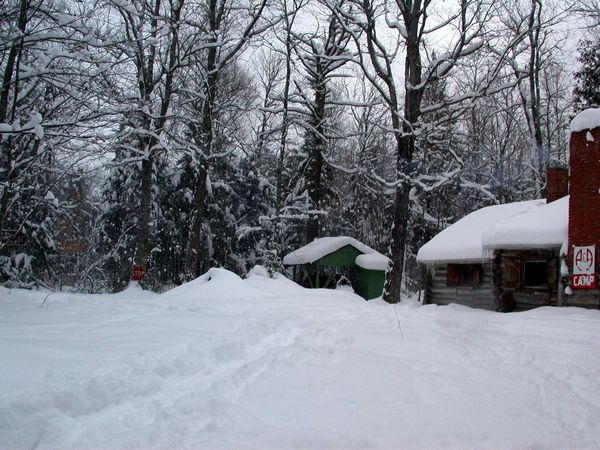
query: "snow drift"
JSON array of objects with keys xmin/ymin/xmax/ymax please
[{"xmin": 1, "ymin": 269, "xmax": 600, "ymax": 449}]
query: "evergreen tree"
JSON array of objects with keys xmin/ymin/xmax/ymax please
[
  {"xmin": 96, "ymin": 153, "xmax": 139, "ymax": 292},
  {"xmin": 574, "ymin": 37, "xmax": 600, "ymax": 111}
]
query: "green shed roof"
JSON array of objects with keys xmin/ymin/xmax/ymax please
[{"xmin": 283, "ymin": 236, "xmax": 378, "ymax": 265}]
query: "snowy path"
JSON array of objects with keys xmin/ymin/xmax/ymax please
[{"xmin": 1, "ymin": 268, "xmax": 600, "ymax": 449}]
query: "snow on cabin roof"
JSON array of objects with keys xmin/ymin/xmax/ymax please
[
  {"xmin": 482, "ymin": 195, "xmax": 568, "ymax": 254},
  {"xmin": 355, "ymin": 253, "xmax": 390, "ymax": 271},
  {"xmin": 416, "ymin": 200, "xmax": 545, "ymax": 264},
  {"xmin": 570, "ymin": 108, "xmax": 600, "ymax": 133},
  {"xmin": 283, "ymin": 236, "xmax": 377, "ymax": 265}
]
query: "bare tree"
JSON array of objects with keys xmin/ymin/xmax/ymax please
[
  {"xmin": 327, "ymin": 0, "xmax": 516, "ymax": 302},
  {"xmin": 274, "ymin": 0, "xmax": 308, "ymax": 235},
  {"xmin": 0, "ymin": 0, "xmax": 112, "ymax": 285},
  {"xmin": 498, "ymin": 0, "xmax": 572, "ymax": 196},
  {"xmin": 182, "ymin": 0, "xmax": 272, "ymax": 279},
  {"xmin": 292, "ymin": 15, "xmax": 351, "ymax": 242},
  {"xmin": 575, "ymin": 0, "xmax": 600, "ymax": 24},
  {"xmin": 105, "ymin": 0, "xmax": 185, "ymax": 280}
]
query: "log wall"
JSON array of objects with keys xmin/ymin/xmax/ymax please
[
  {"xmin": 567, "ymin": 289, "xmax": 600, "ymax": 308},
  {"xmin": 494, "ymin": 249, "xmax": 559, "ymax": 310},
  {"xmin": 424, "ymin": 262, "xmax": 495, "ymax": 310},
  {"xmin": 424, "ymin": 249, "xmax": 563, "ymax": 311}
]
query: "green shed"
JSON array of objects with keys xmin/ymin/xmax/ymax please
[
  {"xmin": 283, "ymin": 237, "xmax": 389, "ymax": 300},
  {"xmin": 354, "ymin": 253, "xmax": 390, "ymax": 299}
]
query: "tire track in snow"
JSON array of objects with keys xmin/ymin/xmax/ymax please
[{"xmin": 0, "ymin": 310, "xmax": 347, "ymax": 449}]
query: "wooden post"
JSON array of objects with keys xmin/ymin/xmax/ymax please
[
  {"xmin": 557, "ymin": 270, "xmax": 564, "ymax": 307},
  {"xmin": 316, "ymin": 263, "xmax": 320, "ymax": 288},
  {"xmin": 323, "ymin": 271, "xmax": 334, "ymax": 289}
]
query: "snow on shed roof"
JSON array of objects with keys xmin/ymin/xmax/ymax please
[
  {"xmin": 355, "ymin": 252, "xmax": 390, "ymax": 271},
  {"xmin": 283, "ymin": 236, "xmax": 377, "ymax": 265},
  {"xmin": 482, "ymin": 195, "xmax": 568, "ymax": 254},
  {"xmin": 417, "ymin": 199, "xmax": 544, "ymax": 264}
]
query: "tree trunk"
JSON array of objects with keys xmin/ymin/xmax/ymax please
[
  {"xmin": 382, "ymin": 3, "xmax": 423, "ymax": 303},
  {"xmin": 526, "ymin": 0, "xmax": 546, "ymax": 196},
  {"xmin": 0, "ymin": 0, "xmax": 28, "ymax": 243},
  {"xmin": 275, "ymin": 3, "xmax": 294, "ymax": 234},
  {"xmin": 383, "ymin": 135, "xmax": 413, "ymax": 303},
  {"xmin": 184, "ymin": 164, "xmax": 208, "ymax": 278},
  {"xmin": 128, "ymin": 0, "xmax": 183, "ymax": 280},
  {"xmin": 305, "ymin": 134, "xmax": 323, "ymax": 242},
  {"xmin": 306, "ymin": 80, "xmax": 327, "ymax": 243},
  {"xmin": 134, "ymin": 153, "xmax": 153, "ymax": 270},
  {"xmin": 184, "ymin": 44, "xmax": 217, "ymax": 279}
]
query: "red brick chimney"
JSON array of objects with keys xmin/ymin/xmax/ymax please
[
  {"xmin": 545, "ymin": 163, "xmax": 569, "ymax": 203},
  {"xmin": 568, "ymin": 108, "xmax": 600, "ymax": 296}
]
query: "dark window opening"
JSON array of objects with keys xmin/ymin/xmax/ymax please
[
  {"xmin": 447, "ymin": 264, "xmax": 482, "ymax": 287},
  {"xmin": 523, "ymin": 261, "xmax": 548, "ymax": 288},
  {"xmin": 298, "ymin": 265, "xmax": 358, "ymax": 290}
]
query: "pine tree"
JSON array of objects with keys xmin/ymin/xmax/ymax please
[
  {"xmin": 574, "ymin": 37, "xmax": 600, "ymax": 111},
  {"xmin": 96, "ymin": 153, "xmax": 139, "ymax": 292}
]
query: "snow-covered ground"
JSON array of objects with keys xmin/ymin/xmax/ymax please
[{"xmin": 1, "ymin": 267, "xmax": 600, "ymax": 449}]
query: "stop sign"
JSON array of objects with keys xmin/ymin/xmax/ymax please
[{"xmin": 131, "ymin": 265, "xmax": 145, "ymax": 281}]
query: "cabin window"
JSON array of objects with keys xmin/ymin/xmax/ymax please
[
  {"xmin": 522, "ymin": 261, "xmax": 548, "ymax": 288},
  {"xmin": 447, "ymin": 264, "xmax": 482, "ymax": 287}
]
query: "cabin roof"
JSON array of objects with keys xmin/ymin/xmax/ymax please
[
  {"xmin": 283, "ymin": 236, "xmax": 378, "ymax": 266},
  {"xmin": 482, "ymin": 195, "xmax": 568, "ymax": 255},
  {"xmin": 417, "ymin": 199, "xmax": 555, "ymax": 264},
  {"xmin": 570, "ymin": 107, "xmax": 600, "ymax": 133}
]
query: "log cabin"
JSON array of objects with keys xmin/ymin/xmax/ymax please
[{"xmin": 417, "ymin": 108, "xmax": 600, "ymax": 311}]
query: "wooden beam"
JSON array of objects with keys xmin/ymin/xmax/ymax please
[{"xmin": 323, "ymin": 271, "xmax": 334, "ymax": 289}]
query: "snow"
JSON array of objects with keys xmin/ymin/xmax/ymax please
[
  {"xmin": 565, "ymin": 286, "xmax": 573, "ymax": 295},
  {"xmin": 419, "ymin": 197, "xmax": 568, "ymax": 263},
  {"xmin": 161, "ymin": 267, "xmax": 268, "ymax": 301},
  {"xmin": 417, "ymin": 200, "xmax": 544, "ymax": 263},
  {"xmin": 283, "ymin": 236, "xmax": 377, "ymax": 265},
  {"xmin": 0, "ymin": 123, "xmax": 13, "ymax": 133},
  {"xmin": 2, "ymin": 270, "xmax": 600, "ymax": 449},
  {"xmin": 570, "ymin": 108, "xmax": 600, "ymax": 133},
  {"xmin": 384, "ymin": 14, "xmax": 408, "ymax": 39},
  {"xmin": 26, "ymin": 112, "xmax": 44, "ymax": 140},
  {"xmin": 355, "ymin": 252, "xmax": 390, "ymax": 271},
  {"xmin": 561, "ymin": 258, "xmax": 569, "ymax": 277},
  {"xmin": 482, "ymin": 196, "xmax": 568, "ymax": 254},
  {"xmin": 0, "ymin": 112, "xmax": 44, "ymax": 138},
  {"xmin": 44, "ymin": 190, "xmax": 59, "ymax": 206}
]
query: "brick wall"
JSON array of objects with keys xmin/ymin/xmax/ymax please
[
  {"xmin": 545, "ymin": 166, "xmax": 568, "ymax": 203},
  {"xmin": 568, "ymin": 125, "xmax": 600, "ymax": 306},
  {"xmin": 569, "ymin": 127, "xmax": 600, "ymax": 247}
]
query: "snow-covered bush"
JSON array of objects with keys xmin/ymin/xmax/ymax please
[{"xmin": 0, "ymin": 253, "xmax": 34, "ymax": 289}]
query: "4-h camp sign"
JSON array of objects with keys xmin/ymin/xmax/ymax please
[{"xmin": 572, "ymin": 245, "xmax": 596, "ymax": 289}]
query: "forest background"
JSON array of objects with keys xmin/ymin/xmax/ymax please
[{"xmin": 1, "ymin": 0, "xmax": 599, "ymax": 300}]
